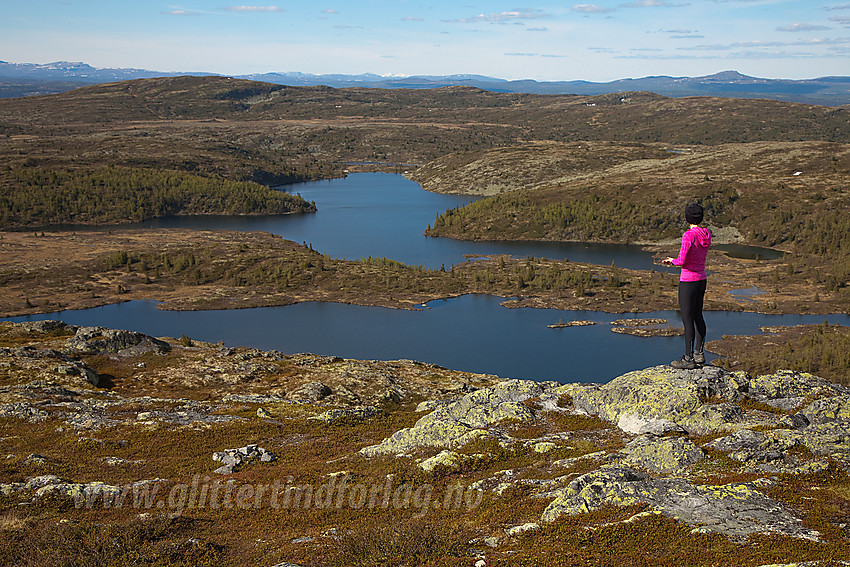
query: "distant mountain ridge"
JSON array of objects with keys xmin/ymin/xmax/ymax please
[{"xmin": 1, "ymin": 60, "xmax": 849, "ymax": 105}]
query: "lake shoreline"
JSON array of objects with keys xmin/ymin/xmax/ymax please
[{"xmin": 0, "ymin": 226, "xmax": 844, "ymax": 320}]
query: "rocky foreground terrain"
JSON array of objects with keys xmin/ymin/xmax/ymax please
[{"xmin": 0, "ymin": 320, "xmax": 848, "ymax": 566}]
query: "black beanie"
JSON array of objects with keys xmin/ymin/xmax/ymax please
[{"xmin": 685, "ymin": 203, "xmax": 704, "ymax": 225}]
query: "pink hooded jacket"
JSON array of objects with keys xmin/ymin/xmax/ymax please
[{"xmin": 671, "ymin": 226, "xmax": 711, "ymax": 282}]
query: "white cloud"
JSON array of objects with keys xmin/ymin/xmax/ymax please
[
  {"xmin": 402, "ymin": 16, "xmax": 424, "ymax": 22},
  {"xmin": 571, "ymin": 4, "xmax": 615, "ymax": 13},
  {"xmin": 447, "ymin": 9, "xmax": 551, "ymax": 23},
  {"xmin": 165, "ymin": 9, "xmax": 203, "ymax": 16},
  {"xmin": 505, "ymin": 52, "xmax": 566, "ymax": 58},
  {"xmin": 680, "ymin": 37, "xmax": 850, "ymax": 50},
  {"xmin": 829, "ymin": 16, "xmax": 850, "ymax": 24},
  {"xmin": 224, "ymin": 6, "xmax": 283, "ymax": 12},
  {"xmin": 620, "ymin": 0, "xmax": 688, "ymax": 7},
  {"xmin": 777, "ymin": 23, "xmax": 830, "ymax": 32},
  {"xmin": 322, "ymin": 9, "xmax": 337, "ymax": 15}
]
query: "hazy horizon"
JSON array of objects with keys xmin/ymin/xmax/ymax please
[
  {"xmin": 2, "ymin": 1, "xmax": 849, "ymax": 83},
  {"xmin": 2, "ymin": 59, "xmax": 847, "ymax": 84}
]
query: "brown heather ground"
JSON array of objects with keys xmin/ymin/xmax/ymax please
[{"xmin": 0, "ymin": 324, "xmax": 848, "ymax": 566}]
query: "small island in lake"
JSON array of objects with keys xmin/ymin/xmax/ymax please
[{"xmin": 547, "ymin": 319, "xmax": 598, "ymax": 328}]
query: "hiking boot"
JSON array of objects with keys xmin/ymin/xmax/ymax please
[
  {"xmin": 670, "ymin": 356, "xmax": 697, "ymax": 370},
  {"xmin": 694, "ymin": 351, "xmax": 706, "ymax": 365}
]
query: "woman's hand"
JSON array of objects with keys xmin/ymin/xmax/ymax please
[{"xmin": 661, "ymin": 257, "xmax": 675, "ymax": 266}]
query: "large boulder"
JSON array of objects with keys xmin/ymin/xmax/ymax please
[
  {"xmin": 291, "ymin": 381, "xmax": 332, "ymax": 401},
  {"xmin": 64, "ymin": 327, "xmax": 171, "ymax": 356},
  {"xmin": 559, "ymin": 365, "xmax": 747, "ymax": 435}
]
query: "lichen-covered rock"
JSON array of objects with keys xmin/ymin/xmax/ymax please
[
  {"xmin": 310, "ymin": 406, "xmax": 382, "ymax": 423},
  {"xmin": 360, "ymin": 379, "xmax": 544, "ymax": 456},
  {"xmin": 418, "ymin": 450, "xmax": 463, "ymax": 472},
  {"xmin": 19, "ymin": 320, "xmax": 75, "ymax": 334},
  {"xmin": 746, "ymin": 370, "xmax": 847, "ymax": 411},
  {"xmin": 136, "ymin": 408, "xmax": 244, "ymax": 426},
  {"xmin": 36, "ymin": 480, "xmax": 122, "ymax": 501},
  {"xmin": 0, "ymin": 402, "xmax": 49, "ymax": 422},
  {"xmin": 775, "ymin": 423, "xmax": 850, "ymax": 468},
  {"xmin": 423, "ymin": 379, "xmax": 544, "ymax": 429},
  {"xmin": 54, "ymin": 363, "xmax": 100, "ymax": 387},
  {"xmin": 0, "ymin": 345, "xmax": 100, "ymax": 388},
  {"xmin": 541, "ymin": 465, "xmax": 819, "ymax": 541},
  {"xmin": 505, "ymin": 522, "xmax": 540, "ymax": 536},
  {"xmin": 563, "ymin": 365, "xmax": 745, "ymax": 435},
  {"xmin": 359, "ymin": 418, "xmax": 492, "ymax": 457},
  {"xmin": 707, "ymin": 429, "xmax": 795, "ymax": 463},
  {"xmin": 291, "ymin": 381, "xmax": 332, "ymax": 401},
  {"xmin": 533, "ymin": 442, "xmax": 558, "ymax": 453},
  {"xmin": 223, "ymin": 393, "xmax": 287, "ymax": 404},
  {"xmin": 619, "ymin": 435, "xmax": 704, "ymax": 474},
  {"xmin": 801, "ymin": 394, "xmax": 850, "ymax": 425},
  {"xmin": 64, "ymin": 326, "xmax": 171, "ymax": 356}
]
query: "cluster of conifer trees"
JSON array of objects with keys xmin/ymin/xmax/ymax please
[
  {"xmin": 0, "ymin": 165, "xmax": 314, "ymax": 228},
  {"xmin": 429, "ymin": 192, "xmax": 682, "ymax": 243}
]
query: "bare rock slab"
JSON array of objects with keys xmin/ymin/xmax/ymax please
[{"xmin": 541, "ymin": 465, "xmax": 820, "ymax": 541}]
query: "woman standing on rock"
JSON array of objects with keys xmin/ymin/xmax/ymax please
[{"xmin": 662, "ymin": 203, "xmax": 711, "ymax": 369}]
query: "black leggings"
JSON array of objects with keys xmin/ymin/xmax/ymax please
[{"xmin": 678, "ymin": 279, "xmax": 707, "ymax": 356}]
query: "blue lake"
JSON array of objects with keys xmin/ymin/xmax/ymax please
[
  {"xmin": 9, "ymin": 173, "xmax": 842, "ymax": 383},
  {"xmin": 65, "ymin": 172, "xmax": 666, "ymax": 272},
  {"xmin": 10, "ymin": 298, "xmax": 849, "ymax": 384}
]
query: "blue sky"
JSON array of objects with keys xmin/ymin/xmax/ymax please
[{"xmin": 2, "ymin": 1, "xmax": 849, "ymax": 81}]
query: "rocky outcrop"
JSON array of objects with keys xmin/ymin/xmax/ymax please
[
  {"xmin": 359, "ymin": 380, "xmax": 548, "ymax": 457},
  {"xmin": 1, "ymin": 474, "xmax": 167, "ymax": 502},
  {"xmin": 2, "ymin": 320, "xmax": 848, "ymax": 551},
  {"xmin": 291, "ymin": 381, "xmax": 333, "ymax": 401},
  {"xmin": 64, "ymin": 326, "xmax": 171, "ymax": 356},
  {"xmin": 211, "ymin": 445, "xmax": 276, "ymax": 475},
  {"xmin": 618, "ymin": 434, "xmax": 704, "ymax": 474},
  {"xmin": 540, "ymin": 466, "xmax": 820, "ymax": 541},
  {"xmin": 706, "ymin": 429, "xmax": 792, "ymax": 463},
  {"xmin": 748, "ymin": 369, "xmax": 846, "ymax": 411},
  {"xmin": 310, "ymin": 406, "xmax": 382, "ymax": 424},
  {"xmin": 0, "ymin": 343, "xmax": 100, "ymax": 387},
  {"xmin": 418, "ymin": 449, "xmax": 465, "ymax": 472},
  {"xmin": 363, "ymin": 365, "xmax": 850, "ymax": 541},
  {"xmin": 557, "ymin": 365, "xmax": 749, "ymax": 435}
]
